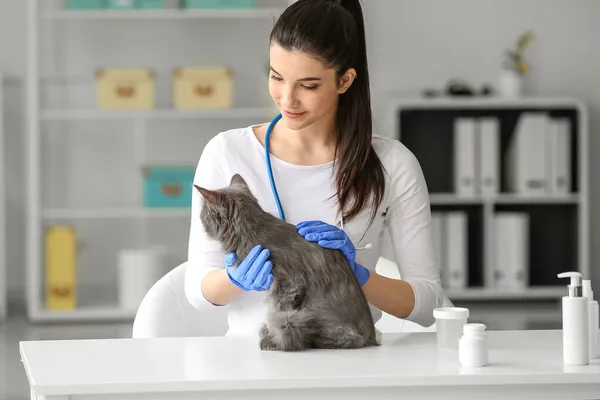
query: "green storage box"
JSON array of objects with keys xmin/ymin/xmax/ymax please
[
  {"xmin": 65, "ymin": 0, "xmax": 106, "ymax": 9},
  {"xmin": 137, "ymin": 0, "xmax": 169, "ymax": 8},
  {"xmin": 106, "ymin": 0, "xmax": 137, "ymax": 9},
  {"xmin": 182, "ymin": 0, "xmax": 255, "ymax": 9},
  {"xmin": 143, "ymin": 166, "xmax": 194, "ymax": 208}
]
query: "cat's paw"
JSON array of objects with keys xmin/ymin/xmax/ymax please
[
  {"xmin": 259, "ymin": 325, "xmax": 279, "ymax": 351},
  {"xmin": 259, "ymin": 336, "xmax": 280, "ymax": 351}
]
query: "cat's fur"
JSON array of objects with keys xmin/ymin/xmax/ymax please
[{"xmin": 194, "ymin": 173, "xmax": 378, "ymax": 351}]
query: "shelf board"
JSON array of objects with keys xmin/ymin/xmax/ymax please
[
  {"xmin": 42, "ymin": 107, "xmax": 278, "ymax": 121},
  {"xmin": 391, "ymin": 96, "xmax": 585, "ymax": 110},
  {"xmin": 429, "ymin": 194, "xmax": 484, "ymax": 205},
  {"xmin": 446, "ymin": 286, "xmax": 564, "ymax": 301},
  {"xmin": 429, "ymin": 193, "xmax": 580, "ymax": 206},
  {"xmin": 43, "ymin": 208, "xmax": 190, "ymax": 219},
  {"xmin": 29, "ymin": 289, "xmax": 562, "ymax": 322},
  {"xmin": 31, "ymin": 306, "xmax": 136, "ymax": 322},
  {"xmin": 44, "ymin": 196, "xmax": 578, "ymax": 220},
  {"xmin": 42, "ymin": 8, "xmax": 284, "ymax": 20},
  {"xmin": 493, "ymin": 194, "xmax": 580, "ymax": 204}
]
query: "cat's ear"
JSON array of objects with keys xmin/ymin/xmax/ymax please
[
  {"xmin": 230, "ymin": 173, "xmax": 251, "ymax": 194},
  {"xmin": 194, "ymin": 184, "xmax": 222, "ymax": 204}
]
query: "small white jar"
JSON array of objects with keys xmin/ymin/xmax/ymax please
[
  {"xmin": 459, "ymin": 323, "xmax": 489, "ymax": 367},
  {"xmin": 433, "ymin": 307, "xmax": 469, "ymax": 350}
]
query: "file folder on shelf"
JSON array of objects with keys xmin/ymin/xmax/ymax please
[
  {"xmin": 505, "ymin": 113, "xmax": 549, "ymax": 196},
  {"xmin": 547, "ymin": 118, "xmax": 571, "ymax": 196},
  {"xmin": 453, "ymin": 118, "xmax": 478, "ymax": 197},
  {"xmin": 478, "ymin": 117, "xmax": 500, "ymax": 196},
  {"xmin": 493, "ymin": 212, "xmax": 529, "ymax": 290},
  {"xmin": 443, "ymin": 211, "xmax": 468, "ymax": 289}
]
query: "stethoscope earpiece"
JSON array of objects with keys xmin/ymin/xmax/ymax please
[{"xmin": 356, "ymin": 242, "xmax": 373, "ymax": 251}]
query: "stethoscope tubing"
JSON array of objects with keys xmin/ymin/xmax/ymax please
[{"xmin": 263, "ymin": 113, "xmax": 371, "ymax": 251}]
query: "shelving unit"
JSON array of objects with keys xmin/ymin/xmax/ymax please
[
  {"xmin": 0, "ymin": 74, "xmax": 6, "ymax": 322},
  {"xmin": 42, "ymin": 107, "xmax": 277, "ymax": 121},
  {"xmin": 385, "ymin": 96, "xmax": 589, "ymax": 302},
  {"xmin": 42, "ymin": 8, "xmax": 284, "ymax": 20},
  {"xmin": 43, "ymin": 207, "xmax": 190, "ymax": 220},
  {"xmin": 26, "ymin": 0, "xmax": 293, "ymax": 322}
]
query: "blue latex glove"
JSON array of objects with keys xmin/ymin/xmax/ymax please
[
  {"xmin": 296, "ymin": 220, "xmax": 371, "ymax": 286},
  {"xmin": 224, "ymin": 244, "xmax": 273, "ymax": 291}
]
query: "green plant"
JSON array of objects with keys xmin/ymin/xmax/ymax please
[{"xmin": 503, "ymin": 31, "xmax": 534, "ymax": 75}]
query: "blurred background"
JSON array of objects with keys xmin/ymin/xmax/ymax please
[{"xmin": 1, "ymin": 0, "xmax": 600, "ymax": 398}]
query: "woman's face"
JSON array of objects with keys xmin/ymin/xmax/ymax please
[{"xmin": 268, "ymin": 43, "xmax": 354, "ymax": 131}]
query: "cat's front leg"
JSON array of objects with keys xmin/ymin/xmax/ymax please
[{"xmin": 259, "ymin": 324, "xmax": 280, "ymax": 351}]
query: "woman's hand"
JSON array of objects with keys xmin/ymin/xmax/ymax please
[
  {"xmin": 225, "ymin": 245, "xmax": 274, "ymax": 291},
  {"xmin": 296, "ymin": 220, "xmax": 370, "ymax": 286}
]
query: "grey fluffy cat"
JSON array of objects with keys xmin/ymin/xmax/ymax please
[{"xmin": 194, "ymin": 173, "xmax": 378, "ymax": 351}]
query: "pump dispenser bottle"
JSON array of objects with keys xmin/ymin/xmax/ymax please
[
  {"xmin": 582, "ymin": 279, "xmax": 599, "ymax": 359},
  {"xmin": 558, "ymin": 272, "xmax": 589, "ymax": 365}
]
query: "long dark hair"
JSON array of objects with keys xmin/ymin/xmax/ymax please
[{"xmin": 270, "ymin": 0, "xmax": 386, "ymax": 225}]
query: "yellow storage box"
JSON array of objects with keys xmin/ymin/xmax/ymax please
[
  {"xmin": 96, "ymin": 68, "xmax": 155, "ymax": 110},
  {"xmin": 173, "ymin": 67, "xmax": 233, "ymax": 109},
  {"xmin": 45, "ymin": 225, "xmax": 77, "ymax": 310}
]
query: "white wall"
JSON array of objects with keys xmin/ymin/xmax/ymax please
[
  {"xmin": 0, "ymin": 0, "xmax": 27, "ymax": 299},
  {"xmin": 1, "ymin": 0, "xmax": 599, "ymax": 300}
]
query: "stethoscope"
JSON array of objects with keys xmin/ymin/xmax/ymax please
[{"xmin": 264, "ymin": 113, "xmax": 372, "ymax": 251}]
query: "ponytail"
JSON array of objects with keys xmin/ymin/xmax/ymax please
[{"xmin": 270, "ymin": 0, "xmax": 386, "ymax": 225}]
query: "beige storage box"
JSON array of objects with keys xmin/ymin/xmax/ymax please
[
  {"xmin": 96, "ymin": 68, "xmax": 155, "ymax": 110},
  {"xmin": 173, "ymin": 67, "xmax": 233, "ymax": 109}
]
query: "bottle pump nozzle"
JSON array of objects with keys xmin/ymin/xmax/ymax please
[{"xmin": 558, "ymin": 272, "xmax": 583, "ymax": 297}]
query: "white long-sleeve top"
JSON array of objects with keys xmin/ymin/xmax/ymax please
[{"xmin": 186, "ymin": 124, "xmax": 447, "ymax": 337}]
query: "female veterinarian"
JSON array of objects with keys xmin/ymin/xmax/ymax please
[{"xmin": 186, "ymin": 0, "xmax": 447, "ymax": 337}]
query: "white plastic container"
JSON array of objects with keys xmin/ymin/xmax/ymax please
[
  {"xmin": 459, "ymin": 323, "xmax": 489, "ymax": 367},
  {"xmin": 557, "ymin": 272, "xmax": 589, "ymax": 365},
  {"xmin": 433, "ymin": 307, "xmax": 469, "ymax": 350},
  {"xmin": 583, "ymin": 279, "xmax": 599, "ymax": 359},
  {"xmin": 118, "ymin": 247, "xmax": 169, "ymax": 311}
]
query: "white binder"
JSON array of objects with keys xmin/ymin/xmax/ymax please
[
  {"xmin": 547, "ymin": 118, "xmax": 571, "ymax": 196},
  {"xmin": 430, "ymin": 212, "xmax": 445, "ymax": 283},
  {"xmin": 478, "ymin": 117, "xmax": 500, "ymax": 196},
  {"xmin": 494, "ymin": 213, "xmax": 529, "ymax": 289},
  {"xmin": 505, "ymin": 113, "xmax": 549, "ymax": 195},
  {"xmin": 453, "ymin": 118, "xmax": 478, "ymax": 197},
  {"xmin": 444, "ymin": 211, "xmax": 468, "ymax": 289}
]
